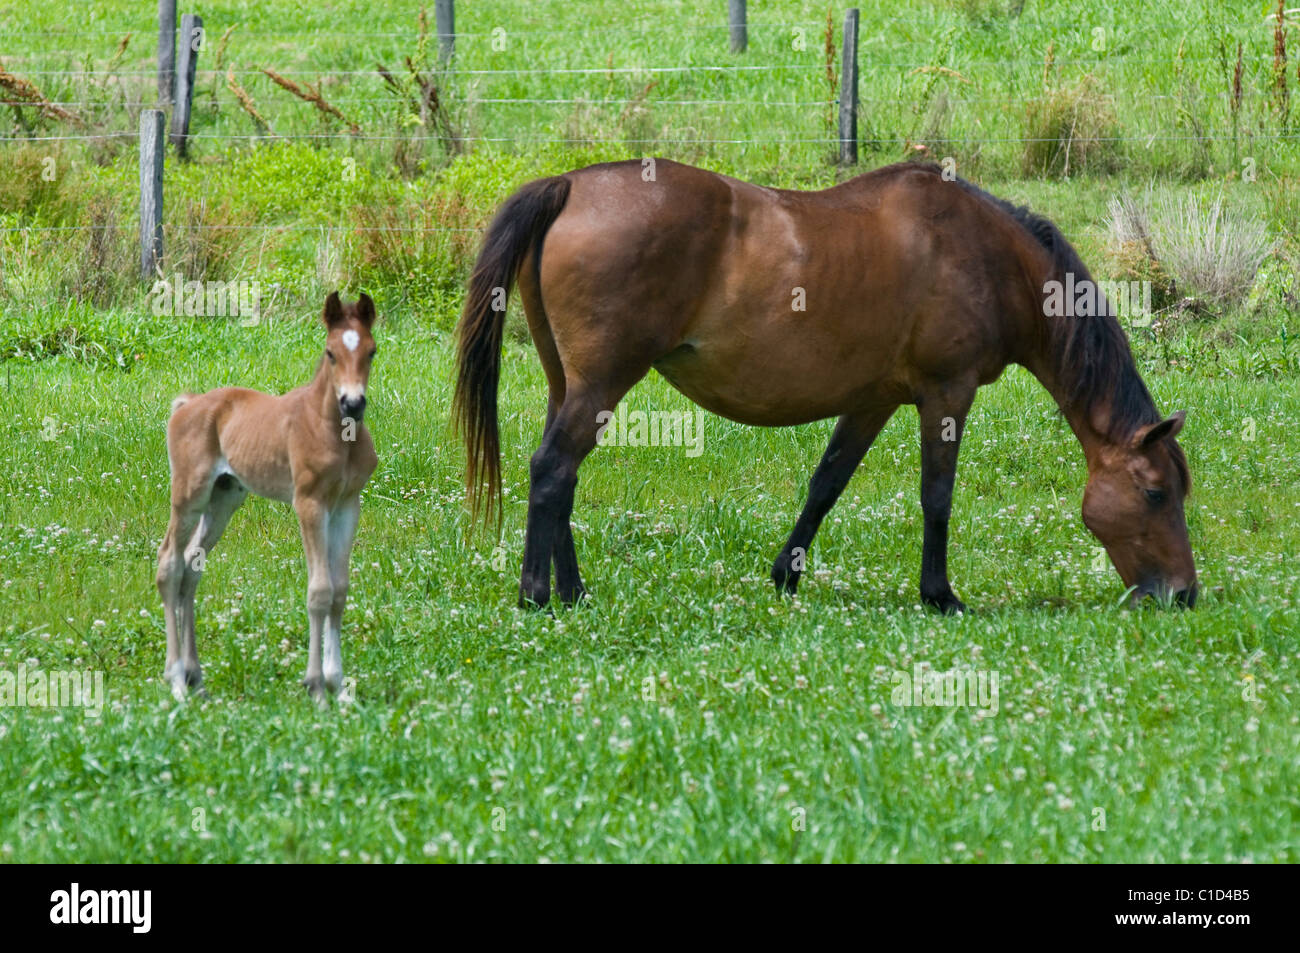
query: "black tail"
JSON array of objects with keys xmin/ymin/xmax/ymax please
[{"xmin": 452, "ymin": 175, "xmax": 571, "ymax": 529}]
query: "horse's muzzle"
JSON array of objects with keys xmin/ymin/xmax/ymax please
[
  {"xmin": 340, "ymin": 395, "xmax": 366, "ymax": 421},
  {"xmin": 1131, "ymin": 580, "xmax": 1198, "ymax": 608}
]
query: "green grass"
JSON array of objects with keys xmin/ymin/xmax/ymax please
[{"xmin": 0, "ymin": 1, "xmax": 1298, "ymax": 862}]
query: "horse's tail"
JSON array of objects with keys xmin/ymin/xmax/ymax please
[{"xmin": 453, "ymin": 175, "xmax": 572, "ymax": 530}]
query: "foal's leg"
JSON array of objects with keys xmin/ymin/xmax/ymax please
[
  {"xmin": 175, "ymin": 476, "xmax": 247, "ymax": 695},
  {"xmin": 543, "ymin": 396, "xmax": 586, "ymax": 605},
  {"xmin": 772, "ymin": 406, "xmax": 897, "ymax": 595},
  {"xmin": 916, "ymin": 384, "xmax": 976, "ymax": 614},
  {"xmin": 294, "ymin": 495, "xmax": 333, "ymax": 698},
  {"xmin": 157, "ymin": 501, "xmax": 205, "ymax": 699},
  {"xmin": 323, "ymin": 495, "xmax": 361, "ymax": 695}
]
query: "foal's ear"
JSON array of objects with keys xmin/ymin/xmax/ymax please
[
  {"xmin": 1134, "ymin": 410, "xmax": 1187, "ymax": 448},
  {"xmin": 357, "ymin": 292, "xmax": 376, "ymax": 328},
  {"xmin": 322, "ymin": 291, "xmax": 345, "ymax": 328}
]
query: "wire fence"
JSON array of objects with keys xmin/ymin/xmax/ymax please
[
  {"xmin": 7, "ymin": 51, "xmax": 1294, "ymax": 79},
  {"xmin": 2, "ymin": 9, "xmax": 1295, "ymax": 39},
  {"xmin": 5, "ymin": 131, "xmax": 1300, "ymax": 146}
]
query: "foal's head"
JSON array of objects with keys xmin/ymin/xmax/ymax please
[
  {"xmin": 1082, "ymin": 411, "xmax": 1197, "ymax": 606},
  {"xmin": 322, "ymin": 291, "xmax": 377, "ymax": 421}
]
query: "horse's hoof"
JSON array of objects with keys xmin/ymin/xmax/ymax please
[
  {"xmin": 771, "ymin": 559, "xmax": 801, "ymax": 595},
  {"xmin": 555, "ymin": 585, "xmax": 588, "ymax": 607},
  {"xmin": 517, "ymin": 588, "xmax": 550, "ymax": 610},
  {"xmin": 302, "ymin": 675, "xmax": 329, "ymax": 704},
  {"xmin": 165, "ymin": 664, "xmax": 203, "ymax": 700},
  {"xmin": 922, "ymin": 590, "xmax": 967, "ymax": 615}
]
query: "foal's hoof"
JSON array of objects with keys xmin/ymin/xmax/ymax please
[
  {"xmin": 922, "ymin": 590, "xmax": 967, "ymax": 615},
  {"xmin": 164, "ymin": 664, "xmax": 204, "ymax": 701},
  {"xmin": 302, "ymin": 675, "xmax": 331, "ymax": 705}
]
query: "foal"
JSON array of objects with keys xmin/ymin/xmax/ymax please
[{"xmin": 156, "ymin": 292, "xmax": 378, "ymax": 700}]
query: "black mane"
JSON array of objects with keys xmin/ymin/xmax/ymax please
[{"xmin": 945, "ymin": 171, "xmax": 1162, "ymax": 442}]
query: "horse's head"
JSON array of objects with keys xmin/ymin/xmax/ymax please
[
  {"xmin": 1082, "ymin": 410, "xmax": 1197, "ymax": 606},
  {"xmin": 322, "ymin": 291, "xmax": 377, "ymax": 422}
]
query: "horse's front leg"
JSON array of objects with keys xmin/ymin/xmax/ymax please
[
  {"xmin": 917, "ymin": 384, "xmax": 976, "ymax": 614},
  {"xmin": 772, "ymin": 406, "xmax": 897, "ymax": 595},
  {"xmin": 294, "ymin": 495, "xmax": 332, "ymax": 700},
  {"xmin": 324, "ymin": 495, "xmax": 361, "ymax": 695}
]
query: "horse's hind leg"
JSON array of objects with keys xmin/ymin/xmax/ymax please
[
  {"xmin": 519, "ymin": 269, "xmax": 596, "ymax": 607},
  {"xmin": 772, "ymin": 405, "xmax": 897, "ymax": 595},
  {"xmin": 543, "ymin": 396, "xmax": 586, "ymax": 605},
  {"xmin": 175, "ymin": 475, "xmax": 247, "ymax": 694},
  {"xmin": 520, "ymin": 377, "xmax": 645, "ymax": 608},
  {"xmin": 158, "ymin": 502, "xmax": 204, "ymax": 699}
]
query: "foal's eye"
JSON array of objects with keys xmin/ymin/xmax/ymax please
[
  {"xmin": 1144, "ymin": 488, "xmax": 1166, "ymax": 505},
  {"xmin": 369, "ymin": 348, "xmax": 378, "ymax": 360},
  {"xmin": 326, "ymin": 350, "xmax": 336, "ymax": 363}
]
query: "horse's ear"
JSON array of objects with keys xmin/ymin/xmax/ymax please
[
  {"xmin": 1135, "ymin": 410, "xmax": 1186, "ymax": 448},
  {"xmin": 322, "ymin": 291, "xmax": 344, "ymax": 327},
  {"xmin": 357, "ymin": 292, "xmax": 376, "ymax": 328}
]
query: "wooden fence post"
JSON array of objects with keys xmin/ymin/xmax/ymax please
[
  {"xmin": 729, "ymin": 0, "xmax": 747, "ymax": 53},
  {"xmin": 170, "ymin": 13, "xmax": 202, "ymax": 156},
  {"xmin": 435, "ymin": 0, "xmax": 455, "ymax": 61},
  {"xmin": 838, "ymin": 8, "xmax": 859, "ymax": 165},
  {"xmin": 157, "ymin": 0, "xmax": 177, "ymax": 104},
  {"xmin": 140, "ymin": 110, "xmax": 165, "ymax": 279}
]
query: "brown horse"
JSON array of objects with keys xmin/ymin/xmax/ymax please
[{"xmin": 454, "ymin": 159, "xmax": 1196, "ymax": 612}]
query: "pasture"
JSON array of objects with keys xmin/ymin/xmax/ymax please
[{"xmin": 1, "ymin": 0, "xmax": 1297, "ymax": 863}]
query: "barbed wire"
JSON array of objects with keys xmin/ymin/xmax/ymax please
[
  {"xmin": 14, "ymin": 97, "xmax": 842, "ymax": 108},
  {"xmin": 5, "ymin": 130, "xmax": 1300, "ymax": 146},
  {"xmin": 2, "ymin": 13, "xmax": 1293, "ymax": 39},
  {"xmin": 8, "ymin": 49, "xmax": 1286, "ymax": 80},
  {"xmin": 18, "ymin": 89, "xmax": 1285, "ymax": 110}
]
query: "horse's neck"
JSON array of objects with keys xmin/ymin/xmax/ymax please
[
  {"xmin": 1022, "ymin": 335, "xmax": 1110, "ymax": 470},
  {"xmin": 304, "ymin": 354, "xmax": 343, "ymax": 432}
]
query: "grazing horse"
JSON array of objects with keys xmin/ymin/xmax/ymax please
[
  {"xmin": 156, "ymin": 292, "xmax": 378, "ymax": 699},
  {"xmin": 454, "ymin": 160, "xmax": 1196, "ymax": 611}
]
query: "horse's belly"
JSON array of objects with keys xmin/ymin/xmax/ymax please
[
  {"xmin": 651, "ymin": 330, "xmax": 900, "ymax": 427},
  {"xmin": 221, "ymin": 456, "xmax": 294, "ymax": 503}
]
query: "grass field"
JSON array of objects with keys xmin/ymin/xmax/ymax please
[{"xmin": 1, "ymin": 1, "xmax": 1298, "ymax": 862}]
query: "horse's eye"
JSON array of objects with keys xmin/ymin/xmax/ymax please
[
  {"xmin": 326, "ymin": 350, "xmax": 336, "ymax": 363},
  {"xmin": 369, "ymin": 348, "xmax": 377, "ymax": 360},
  {"xmin": 1144, "ymin": 488, "xmax": 1166, "ymax": 505}
]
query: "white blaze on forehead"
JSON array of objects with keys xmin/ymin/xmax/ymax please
[{"xmin": 341, "ymin": 329, "xmax": 360, "ymax": 352}]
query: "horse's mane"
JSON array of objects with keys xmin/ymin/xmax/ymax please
[
  {"xmin": 939, "ymin": 174, "xmax": 1149, "ymax": 428},
  {"xmin": 933, "ymin": 170, "xmax": 1190, "ymax": 487}
]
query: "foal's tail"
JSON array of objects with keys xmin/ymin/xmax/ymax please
[{"xmin": 453, "ymin": 175, "xmax": 571, "ymax": 530}]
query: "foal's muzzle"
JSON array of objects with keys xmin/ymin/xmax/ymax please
[{"xmin": 340, "ymin": 394, "xmax": 366, "ymax": 421}]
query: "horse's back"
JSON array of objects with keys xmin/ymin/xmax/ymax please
[{"xmin": 532, "ymin": 160, "xmax": 1034, "ymax": 423}]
